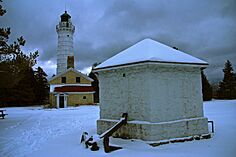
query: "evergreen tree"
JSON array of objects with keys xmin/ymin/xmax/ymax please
[
  {"xmin": 0, "ymin": 1, "xmax": 39, "ymax": 106},
  {"xmin": 201, "ymin": 70, "xmax": 212, "ymax": 101},
  {"xmin": 13, "ymin": 68, "xmax": 37, "ymax": 105},
  {"xmin": 0, "ymin": 0, "xmax": 6, "ymax": 16},
  {"xmin": 88, "ymin": 63, "xmax": 100, "ymax": 103},
  {"xmin": 218, "ymin": 60, "xmax": 236, "ymax": 99},
  {"xmin": 34, "ymin": 67, "xmax": 49, "ymax": 105}
]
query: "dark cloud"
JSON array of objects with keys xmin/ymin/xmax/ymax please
[{"xmin": 0, "ymin": 0, "xmax": 235, "ymax": 81}]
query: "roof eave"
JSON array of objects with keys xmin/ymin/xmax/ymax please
[{"xmin": 93, "ymin": 60, "xmax": 208, "ymax": 72}]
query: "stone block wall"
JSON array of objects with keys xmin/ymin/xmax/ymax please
[
  {"xmin": 97, "ymin": 117, "xmax": 209, "ymax": 141},
  {"xmin": 98, "ymin": 64, "xmax": 204, "ymax": 122},
  {"xmin": 98, "ymin": 65, "xmax": 151, "ymax": 121},
  {"xmin": 148, "ymin": 64, "xmax": 204, "ymax": 122},
  {"xmin": 97, "ymin": 63, "xmax": 208, "ymax": 141}
]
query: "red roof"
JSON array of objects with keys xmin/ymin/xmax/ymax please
[{"xmin": 54, "ymin": 86, "xmax": 94, "ymax": 92}]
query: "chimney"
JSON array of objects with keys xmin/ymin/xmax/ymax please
[{"xmin": 67, "ymin": 56, "xmax": 74, "ymax": 69}]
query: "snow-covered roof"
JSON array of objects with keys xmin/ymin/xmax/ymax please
[{"xmin": 94, "ymin": 38, "xmax": 208, "ymax": 70}]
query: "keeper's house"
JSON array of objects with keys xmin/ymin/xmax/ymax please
[{"xmin": 49, "ymin": 68, "xmax": 95, "ymax": 108}]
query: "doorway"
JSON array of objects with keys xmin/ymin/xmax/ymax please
[{"xmin": 59, "ymin": 95, "xmax": 64, "ymax": 108}]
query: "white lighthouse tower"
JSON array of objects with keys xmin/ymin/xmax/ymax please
[{"xmin": 56, "ymin": 11, "xmax": 75, "ymax": 74}]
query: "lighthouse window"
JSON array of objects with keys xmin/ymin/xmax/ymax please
[{"xmin": 67, "ymin": 35, "xmax": 69, "ymax": 37}]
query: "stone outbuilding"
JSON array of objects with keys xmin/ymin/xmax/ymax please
[{"xmin": 94, "ymin": 38, "xmax": 209, "ymax": 141}]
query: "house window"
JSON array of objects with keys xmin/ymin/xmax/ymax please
[
  {"xmin": 83, "ymin": 96, "xmax": 87, "ymax": 99},
  {"xmin": 61, "ymin": 77, "xmax": 66, "ymax": 83},
  {"xmin": 123, "ymin": 73, "xmax": 126, "ymax": 77},
  {"xmin": 76, "ymin": 77, "xmax": 80, "ymax": 83}
]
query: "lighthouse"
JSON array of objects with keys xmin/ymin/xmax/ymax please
[
  {"xmin": 48, "ymin": 11, "xmax": 95, "ymax": 109},
  {"xmin": 56, "ymin": 11, "xmax": 75, "ymax": 74}
]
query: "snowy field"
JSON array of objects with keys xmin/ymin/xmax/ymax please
[{"xmin": 0, "ymin": 100, "xmax": 236, "ymax": 157}]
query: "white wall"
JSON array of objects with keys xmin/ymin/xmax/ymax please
[
  {"xmin": 99, "ymin": 65, "xmax": 151, "ymax": 121},
  {"xmin": 149, "ymin": 64, "xmax": 204, "ymax": 122},
  {"xmin": 56, "ymin": 21, "xmax": 75, "ymax": 74},
  {"xmin": 97, "ymin": 117, "xmax": 209, "ymax": 141},
  {"xmin": 97, "ymin": 63, "xmax": 208, "ymax": 140},
  {"xmin": 98, "ymin": 63, "xmax": 204, "ymax": 123}
]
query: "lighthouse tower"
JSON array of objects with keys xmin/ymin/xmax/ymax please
[{"xmin": 56, "ymin": 11, "xmax": 75, "ymax": 74}]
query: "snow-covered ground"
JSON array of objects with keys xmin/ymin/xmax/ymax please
[{"xmin": 0, "ymin": 100, "xmax": 236, "ymax": 157}]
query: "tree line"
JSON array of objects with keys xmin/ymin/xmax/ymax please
[
  {"xmin": 0, "ymin": 1, "xmax": 49, "ymax": 107},
  {"xmin": 202, "ymin": 60, "xmax": 236, "ymax": 101},
  {"xmin": 1, "ymin": 0, "xmax": 235, "ymax": 107}
]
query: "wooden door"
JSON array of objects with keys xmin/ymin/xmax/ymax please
[{"xmin": 59, "ymin": 95, "xmax": 64, "ymax": 108}]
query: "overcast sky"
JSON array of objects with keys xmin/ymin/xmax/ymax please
[{"xmin": 0, "ymin": 0, "xmax": 235, "ymax": 82}]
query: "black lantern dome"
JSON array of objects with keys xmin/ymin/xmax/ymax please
[{"xmin": 60, "ymin": 11, "xmax": 71, "ymax": 22}]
